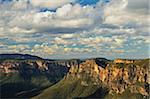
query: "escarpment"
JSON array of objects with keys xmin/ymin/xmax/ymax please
[
  {"xmin": 66, "ymin": 59, "xmax": 150, "ymax": 96},
  {"xmin": 0, "ymin": 59, "xmax": 80, "ymax": 98},
  {"xmin": 0, "ymin": 56, "xmax": 149, "ymax": 98}
]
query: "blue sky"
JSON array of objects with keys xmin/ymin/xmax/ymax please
[{"xmin": 0, "ymin": 0, "xmax": 149, "ymax": 59}]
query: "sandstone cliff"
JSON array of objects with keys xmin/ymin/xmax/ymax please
[
  {"xmin": 66, "ymin": 59, "xmax": 150, "ymax": 96},
  {"xmin": 0, "ymin": 57, "xmax": 149, "ymax": 98}
]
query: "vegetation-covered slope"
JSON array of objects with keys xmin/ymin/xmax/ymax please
[
  {"xmin": 34, "ymin": 58, "xmax": 149, "ymax": 99},
  {"xmin": 0, "ymin": 59, "xmax": 69, "ymax": 98},
  {"xmin": 0, "ymin": 54, "xmax": 149, "ymax": 99}
]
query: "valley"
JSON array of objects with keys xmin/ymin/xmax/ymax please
[{"xmin": 0, "ymin": 54, "xmax": 149, "ymax": 99}]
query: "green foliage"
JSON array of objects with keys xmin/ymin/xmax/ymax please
[
  {"xmin": 105, "ymin": 88, "xmax": 147, "ymax": 99},
  {"xmin": 0, "ymin": 73, "xmax": 53, "ymax": 98},
  {"xmin": 33, "ymin": 77, "xmax": 102, "ymax": 99},
  {"xmin": 1, "ymin": 58, "xmax": 149, "ymax": 99}
]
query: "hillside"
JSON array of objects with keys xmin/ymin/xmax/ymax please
[
  {"xmin": 0, "ymin": 54, "xmax": 43, "ymax": 60},
  {"xmin": 34, "ymin": 58, "xmax": 150, "ymax": 99},
  {"xmin": 0, "ymin": 58, "xmax": 75, "ymax": 98},
  {"xmin": 0, "ymin": 54, "xmax": 149, "ymax": 99}
]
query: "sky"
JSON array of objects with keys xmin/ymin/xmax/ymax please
[{"xmin": 0, "ymin": 0, "xmax": 149, "ymax": 59}]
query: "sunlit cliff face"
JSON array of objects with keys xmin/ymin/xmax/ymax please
[
  {"xmin": 66, "ymin": 59, "xmax": 149, "ymax": 96},
  {"xmin": 0, "ymin": 57, "xmax": 149, "ymax": 98}
]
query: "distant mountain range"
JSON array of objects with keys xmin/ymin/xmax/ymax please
[
  {"xmin": 0, "ymin": 53, "xmax": 43, "ymax": 60},
  {"xmin": 0, "ymin": 54, "xmax": 149, "ymax": 99}
]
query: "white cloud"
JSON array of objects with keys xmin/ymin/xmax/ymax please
[
  {"xmin": 53, "ymin": 37, "xmax": 72, "ymax": 45},
  {"xmin": 60, "ymin": 34, "xmax": 76, "ymax": 39},
  {"xmin": 1, "ymin": 2, "xmax": 103, "ymax": 34},
  {"xmin": 9, "ymin": 26, "xmax": 36, "ymax": 34},
  {"xmin": 11, "ymin": 0, "xmax": 29, "ymax": 10},
  {"xmin": 104, "ymin": 0, "xmax": 149, "ymax": 25},
  {"xmin": 6, "ymin": 44, "xmax": 30, "ymax": 53},
  {"xmin": 0, "ymin": 0, "xmax": 149, "ymax": 59},
  {"xmin": 127, "ymin": 0, "xmax": 149, "ymax": 14},
  {"xmin": 30, "ymin": 0, "xmax": 75, "ymax": 9},
  {"xmin": 32, "ymin": 44, "xmax": 56, "ymax": 54}
]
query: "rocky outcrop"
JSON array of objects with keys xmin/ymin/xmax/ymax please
[
  {"xmin": 0, "ymin": 59, "xmax": 81, "ymax": 74},
  {"xmin": 0, "ymin": 59, "xmax": 78, "ymax": 98},
  {"xmin": 67, "ymin": 60, "xmax": 101, "ymax": 85},
  {"xmin": 66, "ymin": 59, "xmax": 150, "ymax": 96},
  {"xmin": 114, "ymin": 58, "xmax": 134, "ymax": 64},
  {"xmin": 101, "ymin": 64, "xmax": 149, "ymax": 96},
  {"xmin": 0, "ymin": 57, "xmax": 149, "ymax": 97},
  {"xmin": 0, "ymin": 60, "xmax": 69, "ymax": 83}
]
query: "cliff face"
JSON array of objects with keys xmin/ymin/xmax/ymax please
[
  {"xmin": 67, "ymin": 60, "xmax": 101, "ymax": 85},
  {"xmin": 66, "ymin": 59, "xmax": 150, "ymax": 96},
  {"xmin": 100, "ymin": 63, "xmax": 149, "ymax": 96},
  {"xmin": 0, "ymin": 58, "xmax": 149, "ymax": 98},
  {"xmin": 0, "ymin": 59, "xmax": 80, "ymax": 75},
  {"xmin": 0, "ymin": 59, "xmax": 78, "ymax": 98}
]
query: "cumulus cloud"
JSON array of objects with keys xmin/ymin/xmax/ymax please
[
  {"xmin": 30, "ymin": 0, "xmax": 75, "ymax": 9},
  {"xmin": 127, "ymin": 0, "xmax": 149, "ymax": 14},
  {"xmin": 0, "ymin": 1, "xmax": 104, "ymax": 34},
  {"xmin": 104, "ymin": 0, "xmax": 149, "ymax": 25},
  {"xmin": 0, "ymin": 0, "xmax": 149, "ymax": 59}
]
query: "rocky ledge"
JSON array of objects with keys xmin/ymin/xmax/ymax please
[{"xmin": 66, "ymin": 59, "xmax": 150, "ymax": 96}]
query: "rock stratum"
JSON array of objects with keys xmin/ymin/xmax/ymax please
[
  {"xmin": 0, "ymin": 54, "xmax": 149, "ymax": 99},
  {"xmin": 68, "ymin": 59, "xmax": 149, "ymax": 96}
]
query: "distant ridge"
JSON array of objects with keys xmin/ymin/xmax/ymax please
[
  {"xmin": 0, "ymin": 53, "xmax": 43, "ymax": 60},
  {"xmin": 0, "ymin": 53, "xmax": 110, "ymax": 61}
]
